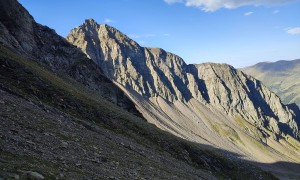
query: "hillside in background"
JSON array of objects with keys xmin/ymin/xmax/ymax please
[{"xmin": 242, "ymin": 59, "xmax": 300, "ymax": 109}]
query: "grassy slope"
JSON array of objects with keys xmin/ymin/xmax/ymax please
[
  {"xmin": 0, "ymin": 45, "xmax": 277, "ymax": 179},
  {"xmin": 242, "ymin": 60, "xmax": 300, "ymax": 107}
]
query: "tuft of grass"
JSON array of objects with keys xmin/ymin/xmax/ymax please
[{"xmin": 210, "ymin": 122, "xmax": 245, "ymax": 146}]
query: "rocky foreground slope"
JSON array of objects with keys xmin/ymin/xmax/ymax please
[
  {"xmin": 242, "ymin": 59, "xmax": 300, "ymax": 108},
  {"xmin": 0, "ymin": 0, "xmax": 283, "ymax": 179},
  {"xmin": 67, "ymin": 19, "xmax": 300, "ymax": 178}
]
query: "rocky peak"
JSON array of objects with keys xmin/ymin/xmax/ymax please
[
  {"xmin": 83, "ymin": 18, "xmax": 99, "ymax": 29},
  {"xmin": 67, "ymin": 19, "xmax": 142, "ymax": 79}
]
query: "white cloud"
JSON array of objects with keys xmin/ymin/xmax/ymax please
[
  {"xmin": 286, "ymin": 27, "xmax": 300, "ymax": 35},
  {"xmin": 273, "ymin": 9, "xmax": 280, "ymax": 14},
  {"xmin": 163, "ymin": 33, "xmax": 171, "ymax": 36},
  {"xmin": 164, "ymin": 0, "xmax": 295, "ymax": 12},
  {"xmin": 244, "ymin": 11, "xmax": 254, "ymax": 16},
  {"xmin": 104, "ymin": 18, "xmax": 113, "ymax": 23}
]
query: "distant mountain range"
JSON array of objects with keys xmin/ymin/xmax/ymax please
[
  {"xmin": 242, "ymin": 59, "xmax": 300, "ymax": 108},
  {"xmin": 1, "ymin": 0, "xmax": 300, "ymax": 179}
]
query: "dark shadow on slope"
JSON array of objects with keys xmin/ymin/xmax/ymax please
[
  {"xmin": 245, "ymin": 79, "xmax": 276, "ymax": 119},
  {"xmin": 287, "ymin": 103, "xmax": 300, "ymax": 126},
  {"xmin": 188, "ymin": 64, "xmax": 210, "ymax": 103}
]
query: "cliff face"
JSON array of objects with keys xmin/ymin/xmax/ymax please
[
  {"xmin": 192, "ymin": 63, "xmax": 299, "ymax": 138},
  {"xmin": 0, "ymin": 1, "xmax": 140, "ymax": 114},
  {"xmin": 67, "ymin": 19, "xmax": 299, "ymax": 140}
]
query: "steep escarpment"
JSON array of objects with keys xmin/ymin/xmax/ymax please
[
  {"xmin": 0, "ymin": 0, "xmax": 138, "ymax": 113},
  {"xmin": 67, "ymin": 19, "xmax": 299, "ymax": 141}
]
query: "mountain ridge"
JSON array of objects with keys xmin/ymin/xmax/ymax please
[
  {"xmin": 67, "ymin": 19, "xmax": 300, "ymax": 140},
  {"xmin": 66, "ymin": 20, "xmax": 300, "ymax": 179}
]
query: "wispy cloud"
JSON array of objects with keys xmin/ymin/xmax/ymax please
[
  {"xmin": 272, "ymin": 9, "xmax": 280, "ymax": 14},
  {"xmin": 286, "ymin": 27, "xmax": 300, "ymax": 35},
  {"xmin": 129, "ymin": 34, "xmax": 157, "ymax": 39},
  {"xmin": 164, "ymin": 0, "xmax": 295, "ymax": 12},
  {"xmin": 104, "ymin": 18, "xmax": 113, "ymax": 23},
  {"xmin": 144, "ymin": 34, "xmax": 156, "ymax": 37},
  {"xmin": 138, "ymin": 41, "xmax": 146, "ymax": 45},
  {"xmin": 165, "ymin": 0, "xmax": 182, "ymax": 4},
  {"xmin": 129, "ymin": 33, "xmax": 170, "ymax": 39},
  {"xmin": 129, "ymin": 34, "xmax": 141, "ymax": 39},
  {"xmin": 244, "ymin": 11, "xmax": 254, "ymax": 16}
]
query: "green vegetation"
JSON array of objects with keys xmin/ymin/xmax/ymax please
[
  {"xmin": 210, "ymin": 121, "xmax": 245, "ymax": 146},
  {"xmin": 233, "ymin": 116, "xmax": 271, "ymax": 152}
]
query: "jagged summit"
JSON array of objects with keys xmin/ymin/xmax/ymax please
[
  {"xmin": 82, "ymin": 18, "xmax": 100, "ymax": 30},
  {"xmin": 67, "ymin": 19, "xmax": 141, "ymax": 74},
  {"xmin": 70, "ymin": 19, "xmax": 137, "ymax": 45}
]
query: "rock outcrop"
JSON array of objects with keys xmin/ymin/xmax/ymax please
[{"xmin": 67, "ymin": 19, "xmax": 299, "ymax": 140}]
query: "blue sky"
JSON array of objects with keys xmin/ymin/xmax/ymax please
[{"xmin": 19, "ymin": 0, "xmax": 300, "ymax": 68}]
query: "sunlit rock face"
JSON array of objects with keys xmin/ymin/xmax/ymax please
[{"xmin": 67, "ymin": 19, "xmax": 299, "ymax": 141}]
